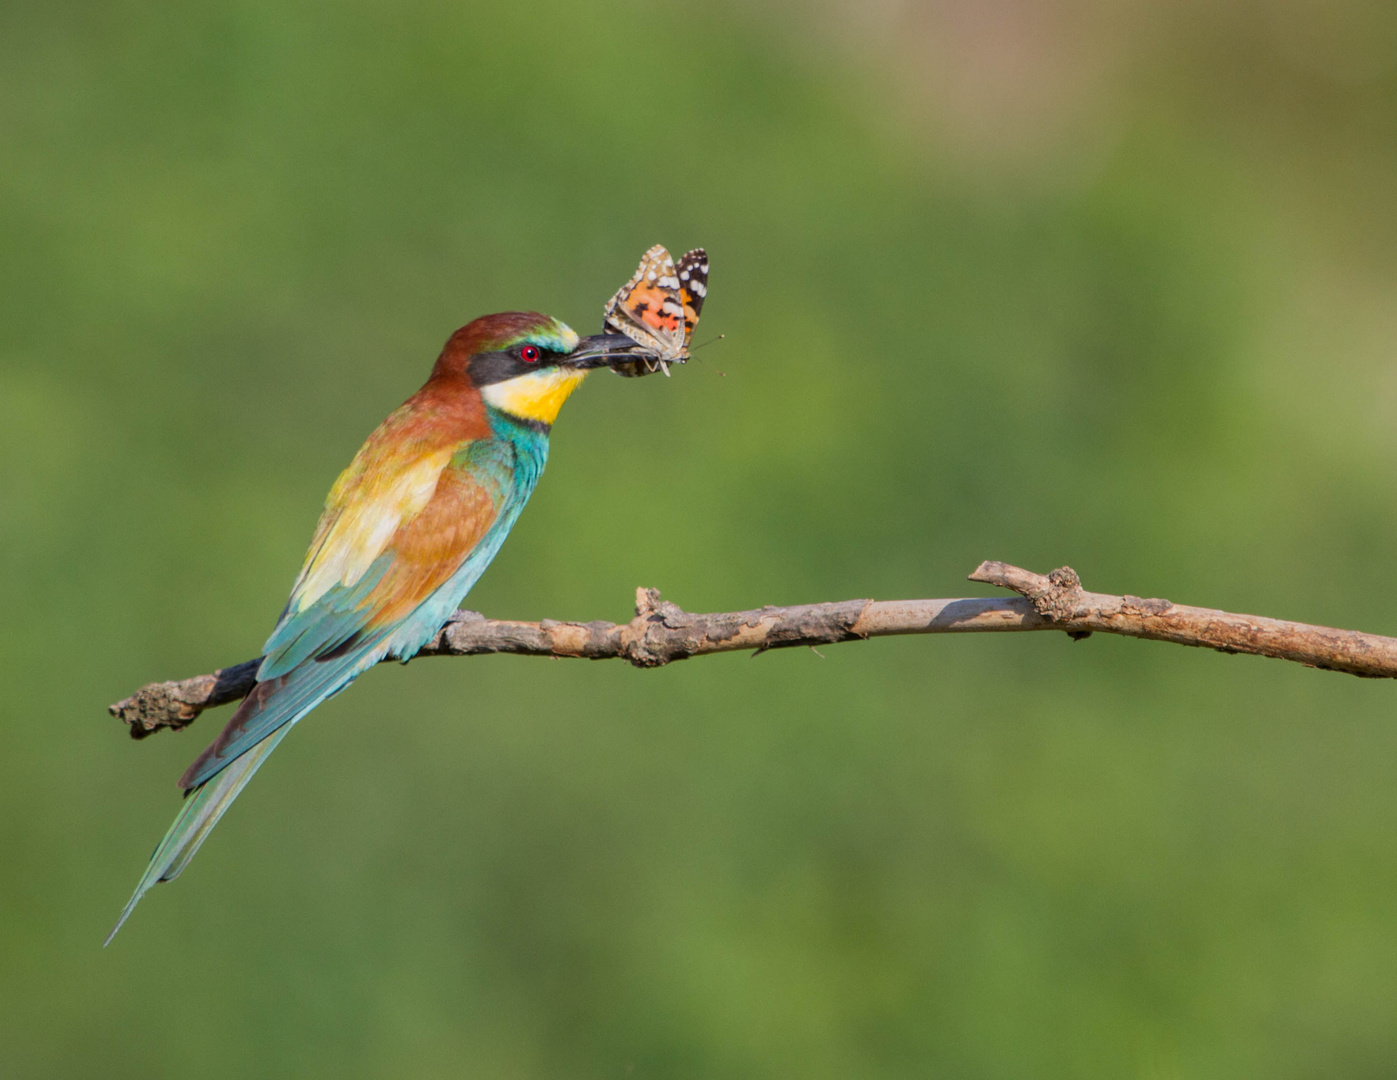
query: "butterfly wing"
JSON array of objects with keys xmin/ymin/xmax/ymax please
[
  {"xmin": 602, "ymin": 250, "xmax": 661, "ymax": 356},
  {"xmin": 603, "ymin": 244, "xmax": 688, "ymax": 362},
  {"xmin": 675, "ymin": 248, "xmax": 709, "ymax": 350}
]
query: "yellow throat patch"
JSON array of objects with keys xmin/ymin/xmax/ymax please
[{"xmin": 480, "ymin": 365, "xmax": 589, "ymax": 426}]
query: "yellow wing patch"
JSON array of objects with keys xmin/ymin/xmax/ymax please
[{"xmin": 291, "ymin": 445, "xmax": 456, "ymax": 613}]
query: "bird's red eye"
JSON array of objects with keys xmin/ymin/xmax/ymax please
[{"xmin": 520, "ymin": 345, "xmax": 541, "ymax": 363}]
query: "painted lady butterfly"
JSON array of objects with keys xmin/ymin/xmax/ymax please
[{"xmin": 602, "ymin": 244, "xmax": 708, "ymax": 377}]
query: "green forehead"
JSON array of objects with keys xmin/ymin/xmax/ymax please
[{"xmin": 506, "ymin": 319, "xmax": 578, "ymax": 353}]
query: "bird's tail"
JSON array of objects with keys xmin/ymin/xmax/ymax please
[
  {"xmin": 104, "ymin": 723, "xmax": 294, "ymax": 947},
  {"xmin": 105, "ymin": 641, "xmax": 384, "ymax": 944}
]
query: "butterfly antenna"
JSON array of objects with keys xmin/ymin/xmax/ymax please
[{"xmin": 692, "ymin": 332, "xmax": 725, "ymax": 352}]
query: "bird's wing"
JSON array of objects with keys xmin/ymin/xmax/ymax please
[
  {"xmin": 179, "ymin": 435, "xmax": 514, "ymax": 789},
  {"xmin": 263, "ymin": 409, "xmax": 460, "ymax": 673}
]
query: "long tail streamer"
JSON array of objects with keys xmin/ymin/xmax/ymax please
[{"xmin": 104, "ymin": 724, "xmax": 294, "ymax": 946}]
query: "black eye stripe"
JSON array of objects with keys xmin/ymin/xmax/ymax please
[{"xmin": 468, "ymin": 345, "xmax": 559, "ymax": 386}]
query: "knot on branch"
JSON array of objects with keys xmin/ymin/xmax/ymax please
[
  {"xmin": 109, "ymin": 683, "xmax": 203, "ymax": 738},
  {"xmin": 623, "ymin": 587, "xmax": 695, "ymax": 667},
  {"xmin": 1033, "ymin": 567, "xmax": 1087, "ymax": 622}
]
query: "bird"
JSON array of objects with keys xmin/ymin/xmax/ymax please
[{"xmin": 107, "ymin": 312, "xmax": 643, "ymax": 944}]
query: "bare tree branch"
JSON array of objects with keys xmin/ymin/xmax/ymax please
[{"xmin": 110, "ymin": 563, "xmax": 1397, "ymax": 738}]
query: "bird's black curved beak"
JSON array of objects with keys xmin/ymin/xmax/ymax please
[{"xmin": 566, "ymin": 333, "xmax": 654, "ymax": 370}]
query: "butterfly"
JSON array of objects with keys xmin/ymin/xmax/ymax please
[{"xmin": 602, "ymin": 244, "xmax": 708, "ymax": 377}]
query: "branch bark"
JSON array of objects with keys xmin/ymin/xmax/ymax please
[{"xmin": 110, "ymin": 563, "xmax": 1397, "ymax": 738}]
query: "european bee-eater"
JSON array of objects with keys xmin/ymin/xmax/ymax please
[{"xmin": 108, "ymin": 313, "xmax": 642, "ymax": 943}]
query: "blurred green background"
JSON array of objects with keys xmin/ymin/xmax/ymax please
[{"xmin": 5, "ymin": 0, "xmax": 1397, "ymax": 1075}]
